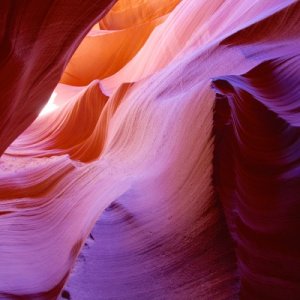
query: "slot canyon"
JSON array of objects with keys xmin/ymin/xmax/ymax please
[{"xmin": 0, "ymin": 0, "xmax": 299, "ymax": 299}]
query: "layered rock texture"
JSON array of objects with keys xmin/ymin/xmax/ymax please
[{"xmin": 0, "ymin": 0, "xmax": 299, "ymax": 299}]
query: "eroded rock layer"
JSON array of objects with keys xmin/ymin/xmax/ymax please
[{"xmin": 0, "ymin": 0, "xmax": 299, "ymax": 299}]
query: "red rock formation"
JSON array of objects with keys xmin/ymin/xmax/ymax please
[
  {"xmin": 0, "ymin": 0, "xmax": 116, "ymax": 156},
  {"xmin": 0, "ymin": 0, "xmax": 299, "ymax": 299}
]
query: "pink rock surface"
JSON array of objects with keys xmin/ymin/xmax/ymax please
[{"xmin": 0, "ymin": 1, "xmax": 300, "ymax": 299}]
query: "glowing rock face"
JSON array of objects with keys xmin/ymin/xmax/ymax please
[{"xmin": 0, "ymin": 0, "xmax": 300, "ymax": 299}]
